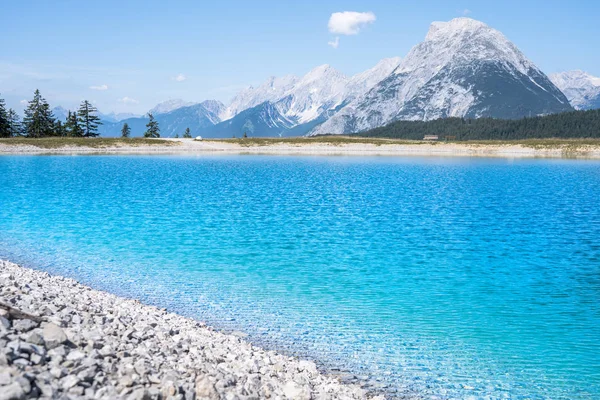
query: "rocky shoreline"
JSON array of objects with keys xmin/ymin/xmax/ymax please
[{"xmin": 0, "ymin": 260, "xmax": 382, "ymax": 400}]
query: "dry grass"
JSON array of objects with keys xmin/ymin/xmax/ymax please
[
  {"xmin": 462, "ymin": 138, "xmax": 600, "ymax": 150},
  {"xmin": 208, "ymin": 136, "xmax": 600, "ymax": 150},
  {"xmin": 0, "ymin": 137, "xmax": 178, "ymax": 149},
  {"xmin": 210, "ymin": 136, "xmax": 425, "ymax": 147}
]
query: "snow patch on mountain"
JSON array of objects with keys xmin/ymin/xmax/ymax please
[
  {"xmin": 345, "ymin": 57, "xmax": 401, "ymax": 100},
  {"xmin": 275, "ymin": 64, "xmax": 348, "ymax": 123},
  {"xmin": 150, "ymin": 99, "xmax": 197, "ymax": 115},
  {"xmin": 102, "ymin": 112, "xmax": 142, "ymax": 122},
  {"xmin": 221, "ymin": 75, "xmax": 299, "ymax": 120}
]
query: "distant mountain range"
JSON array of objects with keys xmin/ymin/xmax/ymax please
[
  {"xmin": 51, "ymin": 18, "xmax": 597, "ymax": 138},
  {"xmin": 549, "ymin": 71, "xmax": 600, "ymax": 111},
  {"xmin": 53, "ymin": 106, "xmax": 141, "ymax": 125}
]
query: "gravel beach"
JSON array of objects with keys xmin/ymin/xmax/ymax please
[
  {"xmin": 0, "ymin": 260, "xmax": 382, "ymax": 400},
  {"xmin": 1, "ymin": 138, "xmax": 600, "ymax": 158}
]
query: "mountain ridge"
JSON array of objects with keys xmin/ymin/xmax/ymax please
[
  {"xmin": 550, "ymin": 70, "xmax": 600, "ymax": 110},
  {"xmin": 50, "ymin": 17, "xmax": 592, "ymax": 138},
  {"xmin": 310, "ymin": 17, "xmax": 571, "ymax": 135}
]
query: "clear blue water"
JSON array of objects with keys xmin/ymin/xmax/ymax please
[{"xmin": 1, "ymin": 155, "xmax": 599, "ymax": 399}]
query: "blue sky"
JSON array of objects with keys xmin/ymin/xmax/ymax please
[{"xmin": 1, "ymin": 0, "xmax": 598, "ymax": 115}]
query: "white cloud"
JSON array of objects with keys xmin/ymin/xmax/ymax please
[
  {"xmin": 172, "ymin": 73, "xmax": 186, "ymax": 82},
  {"xmin": 462, "ymin": 9, "xmax": 472, "ymax": 16},
  {"xmin": 90, "ymin": 84, "xmax": 108, "ymax": 91},
  {"xmin": 117, "ymin": 96, "xmax": 139, "ymax": 104},
  {"xmin": 328, "ymin": 11, "xmax": 376, "ymax": 35},
  {"xmin": 20, "ymin": 99, "xmax": 28, "ymax": 105},
  {"xmin": 328, "ymin": 37, "xmax": 340, "ymax": 49}
]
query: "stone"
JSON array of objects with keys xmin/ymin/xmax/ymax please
[
  {"xmin": 12, "ymin": 319, "xmax": 37, "ymax": 333},
  {"xmin": 0, "ymin": 261, "xmax": 370, "ymax": 400},
  {"xmin": 148, "ymin": 387, "xmax": 161, "ymax": 400},
  {"xmin": 24, "ymin": 331, "xmax": 44, "ymax": 346},
  {"xmin": 50, "ymin": 367, "xmax": 65, "ymax": 379},
  {"xmin": 119, "ymin": 375, "xmax": 134, "ymax": 388},
  {"xmin": 68, "ymin": 385, "xmax": 85, "ymax": 395},
  {"xmin": 0, "ymin": 316, "xmax": 10, "ymax": 330},
  {"xmin": 19, "ymin": 342, "xmax": 45, "ymax": 356},
  {"xmin": 30, "ymin": 353, "xmax": 43, "ymax": 365},
  {"xmin": 195, "ymin": 376, "xmax": 219, "ymax": 400},
  {"xmin": 12, "ymin": 358, "xmax": 29, "ymax": 367},
  {"xmin": 66, "ymin": 349, "xmax": 85, "ymax": 361},
  {"xmin": 36, "ymin": 381, "xmax": 55, "ymax": 398},
  {"xmin": 61, "ymin": 374, "xmax": 80, "ymax": 390},
  {"xmin": 48, "ymin": 345, "xmax": 67, "ymax": 357},
  {"xmin": 283, "ymin": 381, "xmax": 311, "ymax": 400},
  {"xmin": 76, "ymin": 366, "xmax": 97, "ymax": 382},
  {"xmin": 127, "ymin": 388, "xmax": 151, "ymax": 400},
  {"xmin": 0, "ymin": 371, "xmax": 12, "ymax": 385},
  {"xmin": 122, "ymin": 329, "xmax": 135, "ymax": 340},
  {"xmin": 161, "ymin": 380, "xmax": 178, "ymax": 397},
  {"xmin": 0, "ymin": 381, "xmax": 25, "ymax": 400},
  {"xmin": 15, "ymin": 377, "xmax": 31, "ymax": 394},
  {"xmin": 42, "ymin": 323, "xmax": 68, "ymax": 349}
]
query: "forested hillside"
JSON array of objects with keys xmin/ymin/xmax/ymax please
[{"xmin": 354, "ymin": 109, "xmax": 600, "ymax": 140}]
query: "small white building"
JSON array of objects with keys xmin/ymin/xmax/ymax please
[
  {"xmin": 194, "ymin": 136, "xmax": 203, "ymax": 141},
  {"xmin": 423, "ymin": 135, "xmax": 439, "ymax": 141}
]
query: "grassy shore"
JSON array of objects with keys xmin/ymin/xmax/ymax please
[
  {"xmin": 2, "ymin": 136, "xmax": 600, "ymax": 149},
  {"xmin": 215, "ymin": 136, "xmax": 423, "ymax": 147},
  {"xmin": 216, "ymin": 136, "xmax": 600, "ymax": 149},
  {"xmin": 0, "ymin": 137, "xmax": 178, "ymax": 149},
  {"xmin": 2, "ymin": 136, "xmax": 600, "ymax": 158}
]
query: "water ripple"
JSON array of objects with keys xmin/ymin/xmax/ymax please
[{"xmin": 1, "ymin": 155, "xmax": 599, "ymax": 399}]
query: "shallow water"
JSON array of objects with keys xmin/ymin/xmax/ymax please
[{"xmin": 1, "ymin": 155, "xmax": 599, "ymax": 399}]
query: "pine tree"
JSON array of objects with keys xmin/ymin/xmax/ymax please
[
  {"xmin": 23, "ymin": 89, "xmax": 55, "ymax": 138},
  {"xmin": 7, "ymin": 109, "xmax": 22, "ymax": 137},
  {"xmin": 121, "ymin": 122, "xmax": 131, "ymax": 138},
  {"xmin": 144, "ymin": 113, "xmax": 160, "ymax": 138},
  {"xmin": 183, "ymin": 127, "xmax": 191, "ymax": 138},
  {"xmin": 54, "ymin": 120, "xmax": 66, "ymax": 137},
  {"xmin": 0, "ymin": 94, "xmax": 9, "ymax": 138},
  {"xmin": 65, "ymin": 110, "xmax": 84, "ymax": 137},
  {"xmin": 77, "ymin": 100, "xmax": 102, "ymax": 137}
]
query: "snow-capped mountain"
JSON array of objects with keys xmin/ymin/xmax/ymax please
[
  {"xmin": 311, "ymin": 18, "xmax": 572, "ymax": 135},
  {"xmin": 221, "ymin": 75, "xmax": 299, "ymax": 120},
  {"xmin": 206, "ymin": 102, "xmax": 298, "ymax": 138},
  {"xmin": 101, "ymin": 112, "xmax": 141, "ymax": 122},
  {"xmin": 550, "ymin": 70, "xmax": 600, "ymax": 110},
  {"xmin": 149, "ymin": 99, "xmax": 197, "ymax": 115},
  {"xmin": 199, "ymin": 100, "xmax": 226, "ymax": 121},
  {"xmin": 87, "ymin": 18, "xmax": 583, "ymax": 138},
  {"xmin": 274, "ymin": 64, "xmax": 348, "ymax": 124},
  {"xmin": 344, "ymin": 57, "xmax": 402, "ymax": 101},
  {"xmin": 52, "ymin": 106, "xmax": 140, "ymax": 124},
  {"xmin": 220, "ymin": 59, "xmax": 401, "ymax": 128},
  {"xmin": 52, "ymin": 106, "xmax": 69, "ymax": 121}
]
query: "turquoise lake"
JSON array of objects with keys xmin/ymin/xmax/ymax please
[{"xmin": 1, "ymin": 155, "xmax": 599, "ymax": 399}]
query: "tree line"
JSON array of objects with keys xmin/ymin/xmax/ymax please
[
  {"xmin": 354, "ymin": 109, "xmax": 600, "ymax": 140},
  {"xmin": 1, "ymin": 90, "xmax": 194, "ymax": 139},
  {"xmin": 0, "ymin": 90, "xmax": 101, "ymax": 138}
]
